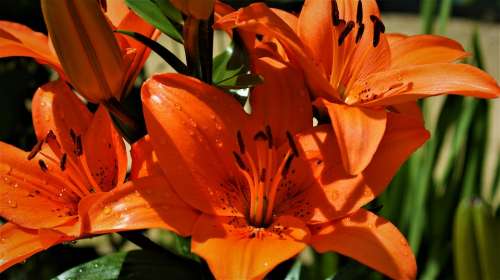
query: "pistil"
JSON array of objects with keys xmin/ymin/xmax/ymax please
[{"xmin": 232, "ymin": 128, "xmax": 299, "ymax": 227}]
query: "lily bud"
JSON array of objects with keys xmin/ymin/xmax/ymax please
[
  {"xmin": 170, "ymin": 0, "xmax": 215, "ymax": 19},
  {"xmin": 41, "ymin": 0, "xmax": 126, "ymax": 103}
]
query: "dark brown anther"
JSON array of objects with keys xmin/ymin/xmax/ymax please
[
  {"xmin": 286, "ymin": 131, "xmax": 299, "ymax": 157},
  {"xmin": 74, "ymin": 135, "xmax": 83, "ymax": 156},
  {"xmin": 332, "ymin": 0, "xmax": 341, "ymax": 26},
  {"xmin": 259, "ymin": 168, "xmax": 267, "ymax": 182},
  {"xmin": 356, "ymin": 0, "xmax": 363, "ymax": 24},
  {"xmin": 232, "ymin": 151, "xmax": 247, "ymax": 170},
  {"xmin": 265, "ymin": 125, "xmax": 273, "ymax": 149},
  {"xmin": 38, "ymin": 159, "xmax": 48, "ymax": 172},
  {"xmin": 281, "ymin": 155, "xmax": 295, "ymax": 177},
  {"xmin": 60, "ymin": 153, "xmax": 67, "ymax": 171},
  {"xmin": 69, "ymin": 129, "xmax": 77, "ymax": 143},
  {"xmin": 253, "ymin": 131, "xmax": 268, "ymax": 142},
  {"xmin": 27, "ymin": 140, "xmax": 44, "ymax": 160},
  {"xmin": 370, "ymin": 15, "xmax": 385, "ymax": 47},
  {"xmin": 373, "ymin": 26, "xmax": 381, "ymax": 47},
  {"xmin": 236, "ymin": 131, "xmax": 246, "ymax": 154},
  {"xmin": 338, "ymin": 21, "xmax": 355, "ymax": 46},
  {"xmin": 355, "ymin": 23, "xmax": 365, "ymax": 43}
]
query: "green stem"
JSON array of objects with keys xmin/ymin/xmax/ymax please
[{"xmin": 199, "ymin": 13, "xmax": 214, "ymax": 84}]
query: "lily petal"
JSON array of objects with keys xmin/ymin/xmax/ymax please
[
  {"xmin": 0, "ymin": 21, "xmax": 63, "ymax": 75},
  {"xmin": 283, "ymin": 116, "xmax": 428, "ymax": 223},
  {"xmin": 80, "ymin": 176, "xmax": 199, "ymax": 237},
  {"xmin": 191, "ymin": 214, "xmax": 309, "ymax": 280},
  {"xmin": 311, "ymin": 209, "xmax": 416, "ymax": 280},
  {"xmin": 216, "ymin": 3, "xmax": 337, "ymax": 100},
  {"xmin": 130, "ymin": 135, "xmax": 162, "ymax": 179},
  {"xmin": 251, "ymin": 57, "xmax": 312, "ymax": 145},
  {"xmin": 352, "ymin": 63, "xmax": 500, "ymax": 106},
  {"xmin": 142, "ymin": 74, "xmax": 249, "ymax": 216},
  {"xmin": 31, "ymin": 80, "xmax": 92, "ymax": 178},
  {"xmin": 298, "ymin": 0, "xmax": 333, "ymax": 76},
  {"xmin": 41, "ymin": 0, "xmax": 125, "ymax": 102},
  {"xmin": 81, "ymin": 106, "xmax": 127, "ymax": 192},
  {"xmin": 0, "ymin": 223, "xmax": 66, "ymax": 272},
  {"xmin": 390, "ymin": 34, "xmax": 468, "ymax": 68},
  {"xmin": 0, "ymin": 142, "xmax": 78, "ymax": 229},
  {"xmin": 323, "ymin": 101, "xmax": 387, "ymax": 175},
  {"xmin": 104, "ymin": 0, "xmax": 130, "ymax": 26}
]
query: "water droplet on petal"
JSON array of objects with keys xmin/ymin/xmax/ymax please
[{"xmin": 7, "ymin": 199, "xmax": 17, "ymax": 208}]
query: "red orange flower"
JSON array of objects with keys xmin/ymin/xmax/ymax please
[
  {"xmin": 216, "ymin": 0, "xmax": 500, "ymax": 175},
  {"xmin": 137, "ymin": 57, "xmax": 429, "ymax": 279},
  {"xmin": 0, "ymin": 80, "xmax": 194, "ymax": 271},
  {"xmin": 0, "ymin": 0, "xmax": 157, "ymax": 103}
]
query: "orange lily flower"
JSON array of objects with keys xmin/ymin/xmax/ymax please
[
  {"xmin": 0, "ymin": 0, "xmax": 157, "ymax": 103},
  {"xmin": 138, "ymin": 57, "xmax": 429, "ymax": 279},
  {"xmin": 0, "ymin": 80, "xmax": 196, "ymax": 271},
  {"xmin": 216, "ymin": 0, "xmax": 500, "ymax": 175}
]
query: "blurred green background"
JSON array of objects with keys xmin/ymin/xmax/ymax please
[{"xmin": 0, "ymin": 0, "xmax": 499, "ymax": 279}]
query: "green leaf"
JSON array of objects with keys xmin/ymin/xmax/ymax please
[
  {"xmin": 116, "ymin": 30, "xmax": 188, "ymax": 75},
  {"xmin": 453, "ymin": 199, "xmax": 481, "ymax": 280},
  {"xmin": 213, "ymin": 33, "xmax": 249, "ymax": 85},
  {"xmin": 216, "ymin": 73, "xmax": 263, "ymax": 89},
  {"xmin": 52, "ymin": 250, "xmax": 203, "ymax": 280},
  {"xmin": 472, "ymin": 200, "xmax": 500, "ymax": 280},
  {"xmin": 52, "ymin": 252, "xmax": 127, "ymax": 280},
  {"xmin": 154, "ymin": 0, "xmax": 183, "ymax": 23},
  {"xmin": 125, "ymin": 0, "xmax": 183, "ymax": 43},
  {"xmin": 284, "ymin": 260, "xmax": 302, "ymax": 280},
  {"xmin": 420, "ymin": 0, "xmax": 437, "ymax": 34},
  {"xmin": 437, "ymin": 0, "xmax": 453, "ymax": 34}
]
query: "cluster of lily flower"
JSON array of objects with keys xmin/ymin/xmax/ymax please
[{"xmin": 0, "ymin": 0, "xmax": 499, "ymax": 279}]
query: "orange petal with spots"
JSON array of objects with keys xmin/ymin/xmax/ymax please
[
  {"xmin": 191, "ymin": 214, "xmax": 309, "ymax": 280},
  {"xmin": 0, "ymin": 223, "xmax": 67, "ymax": 272},
  {"xmin": 81, "ymin": 106, "xmax": 127, "ymax": 192},
  {"xmin": 311, "ymin": 209, "xmax": 416, "ymax": 280},
  {"xmin": 0, "ymin": 142, "xmax": 79, "ymax": 229},
  {"xmin": 142, "ymin": 74, "xmax": 249, "ymax": 216},
  {"xmin": 79, "ymin": 176, "xmax": 199, "ymax": 237},
  {"xmin": 353, "ymin": 63, "xmax": 500, "ymax": 106},
  {"xmin": 282, "ymin": 116, "xmax": 428, "ymax": 223},
  {"xmin": 31, "ymin": 80, "xmax": 92, "ymax": 168}
]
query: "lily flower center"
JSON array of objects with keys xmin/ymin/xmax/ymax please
[
  {"xmin": 25, "ymin": 130, "xmax": 95, "ymax": 210},
  {"xmin": 231, "ymin": 126, "xmax": 298, "ymax": 228}
]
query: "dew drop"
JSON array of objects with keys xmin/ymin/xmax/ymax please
[
  {"xmin": 215, "ymin": 139, "xmax": 224, "ymax": 148},
  {"xmin": 210, "ymin": 114, "xmax": 216, "ymax": 120},
  {"xmin": 7, "ymin": 199, "xmax": 17, "ymax": 208},
  {"xmin": 263, "ymin": 262, "xmax": 269, "ymax": 267},
  {"xmin": 215, "ymin": 122, "xmax": 223, "ymax": 131},
  {"xmin": 174, "ymin": 103, "xmax": 182, "ymax": 111}
]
